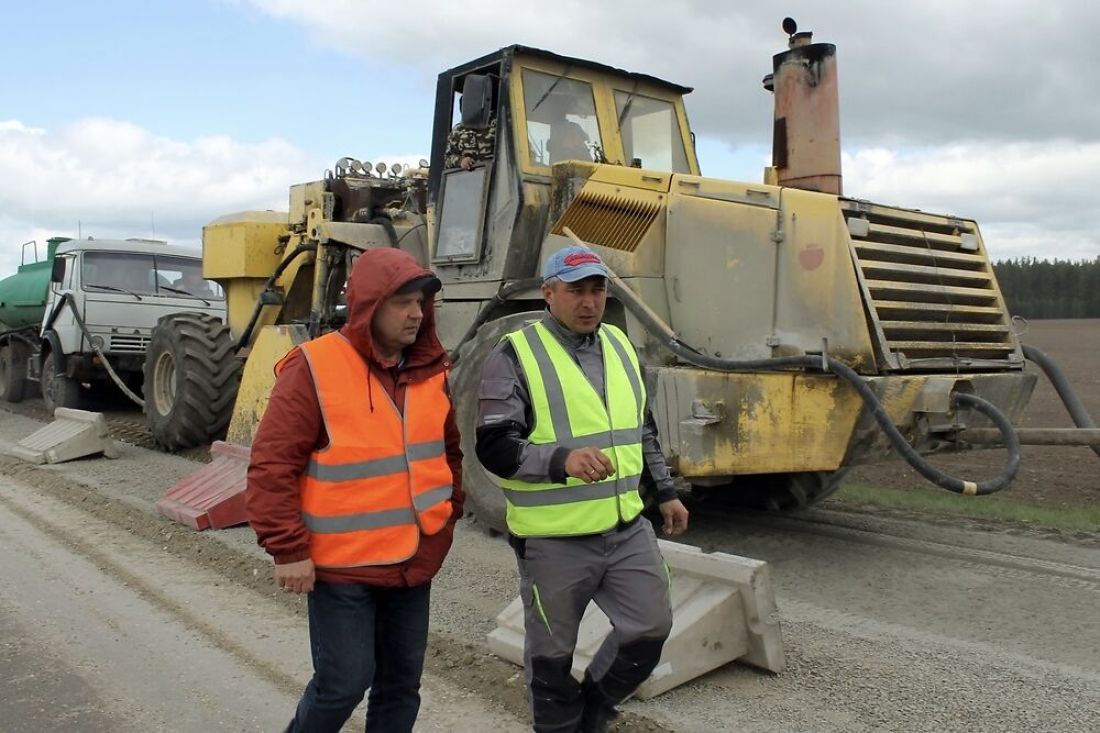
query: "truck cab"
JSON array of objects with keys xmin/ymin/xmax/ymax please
[{"xmin": 38, "ymin": 238, "xmax": 226, "ymax": 409}]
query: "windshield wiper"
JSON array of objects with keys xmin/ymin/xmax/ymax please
[
  {"xmin": 530, "ymin": 63, "xmax": 574, "ymax": 114},
  {"xmin": 159, "ymin": 285, "xmax": 212, "ymax": 306},
  {"xmin": 616, "ymin": 80, "xmax": 640, "ymax": 129},
  {"xmin": 85, "ymin": 283, "xmax": 143, "ymax": 301}
]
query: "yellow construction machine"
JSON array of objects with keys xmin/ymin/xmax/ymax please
[{"xmin": 144, "ymin": 20, "xmax": 1099, "ymax": 532}]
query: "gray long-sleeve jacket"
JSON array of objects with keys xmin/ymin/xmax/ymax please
[{"xmin": 475, "ymin": 313, "xmax": 677, "ymax": 504}]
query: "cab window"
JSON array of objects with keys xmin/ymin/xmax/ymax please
[
  {"xmin": 614, "ymin": 91, "xmax": 689, "ymax": 173},
  {"xmin": 522, "ymin": 70, "xmax": 602, "ymax": 166}
]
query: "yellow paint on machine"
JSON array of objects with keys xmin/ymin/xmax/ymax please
[
  {"xmin": 661, "ymin": 369, "xmax": 967, "ymax": 477},
  {"xmin": 201, "ymin": 212, "xmax": 302, "ymax": 344},
  {"xmin": 664, "ymin": 370, "xmax": 861, "ymax": 476},
  {"xmin": 225, "ymin": 324, "xmax": 308, "ymax": 447}
]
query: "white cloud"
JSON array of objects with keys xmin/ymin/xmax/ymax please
[
  {"xmin": 245, "ymin": 0, "xmax": 1100, "ymax": 145},
  {"xmin": 0, "ymin": 118, "xmax": 325, "ymax": 278},
  {"xmin": 237, "ymin": 0, "xmax": 1100, "ymax": 261},
  {"xmin": 843, "ymin": 141, "xmax": 1100, "ymax": 260}
]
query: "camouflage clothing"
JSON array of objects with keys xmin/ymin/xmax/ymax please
[{"xmin": 444, "ymin": 116, "xmax": 497, "ymax": 169}]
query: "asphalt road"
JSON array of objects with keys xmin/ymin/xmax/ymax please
[
  {"xmin": 0, "ymin": 489, "xmax": 295, "ymax": 732},
  {"xmin": 0, "ymin": 464, "xmax": 530, "ymax": 733}
]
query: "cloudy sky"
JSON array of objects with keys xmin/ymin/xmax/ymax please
[{"xmin": 3, "ymin": 0, "xmax": 1098, "ymax": 279}]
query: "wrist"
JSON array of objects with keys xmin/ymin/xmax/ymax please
[{"xmin": 549, "ymin": 447, "xmax": 571, "ymax": 484}]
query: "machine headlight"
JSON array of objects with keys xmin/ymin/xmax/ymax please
[{"xmin": 89, "ymin": 335, "xmax": 105, "ymax": 351}]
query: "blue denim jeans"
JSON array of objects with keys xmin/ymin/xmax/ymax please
[{"xmin": 286, "ymin": 581, "xmax": 431, "ymax": 733}]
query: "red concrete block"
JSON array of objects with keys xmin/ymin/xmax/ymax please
[{"xmin": 155, "ymin": 441, "xmax": 251, "ymax": 530}]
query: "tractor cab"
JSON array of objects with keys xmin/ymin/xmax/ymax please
[{"xmin": 426, "ymin": 46, "xmax": 699, "ymax": 292}]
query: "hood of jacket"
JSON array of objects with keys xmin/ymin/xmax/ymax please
[{"xmin": 340, "ymin": 248, "xmax": 446, "ymax": 374}]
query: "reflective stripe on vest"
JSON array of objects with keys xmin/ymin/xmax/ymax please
[
  {"xmin": 290, "ymin": 332, "xmax": 453, "ymax": 568},
  {"xmin": 497, "ymin": 322, "xmax": 645, "ymax": 537}
]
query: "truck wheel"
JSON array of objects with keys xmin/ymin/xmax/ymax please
[
  {"xmin": 450, "ymin": 312, "xmax": 543, "ymax": 536},
  {"xmin": 41, "ymin": 351, "xmax": 83, "ymax": 412},
  {"xmin": 144, "ymin": 313, "xmax": 241, "ymax": 451},
  {"xmin": 0, "ymin": 341, "xmax": 28, "ymax": 403}
]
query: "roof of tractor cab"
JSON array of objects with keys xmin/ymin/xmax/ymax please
[{"xmin": 442, "ymin": 44, "xmax": 694, "ymax": 95}]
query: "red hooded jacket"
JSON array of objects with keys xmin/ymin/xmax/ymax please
[{"xmin": 245, "ymin": 248, "xmax": 464, "ymax": 586}]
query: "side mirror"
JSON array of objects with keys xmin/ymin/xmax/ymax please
[
  {"xmin": 460, "ymin": 74, "xmax": 494, "ymax": 130},
  {"xmin": 50, "ymin": 257, "xmax": 66, "ymax": 283}
]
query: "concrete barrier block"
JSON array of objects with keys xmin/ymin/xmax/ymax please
[
  {"xmin": 6, "ymin": 408, "xmax": 118, "ymax": 464},
  {"xmin": 487, "ymin": 537, "xmax": 784, "ymax": 699},
  {"xmin": 156, "ymin": 441, "xmax": 250, "ymax": 530}
]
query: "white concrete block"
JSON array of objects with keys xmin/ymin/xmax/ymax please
[
  {"xmin": 487, "ymin": 537, "xmax": 784, "ymax": 699},
  {"xmin": 6, "ymin": 408, "xmax": 118, "ymax": 465}
]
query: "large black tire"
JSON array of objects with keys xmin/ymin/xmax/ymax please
[
  {"xmin": 450, "ymin": 312, "xmax": 543, "ymax": 535},
  {"xmin": 0, "ymin": 340, "xmax": 28, "ymax": 403},
  {"xmin": 144, "ymin": 313, "xmax": 241, "ymax": 451},
  {"xmin": 702, "ymin": 469, "xmax": 851, "ymax": 511},
  {"xmin": 41, "ymin": 350, "xmax": 83, "ymax": 412}
]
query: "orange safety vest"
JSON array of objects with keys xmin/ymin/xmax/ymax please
[{"xmin": 279, "ymin": 332, "xmax": 454, "ymax": 568}]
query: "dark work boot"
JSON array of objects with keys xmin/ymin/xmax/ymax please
[{"xmin": 579, "ymin": 673, "xmax": 619, "ymax": 733}]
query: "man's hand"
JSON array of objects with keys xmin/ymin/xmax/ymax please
[
  {"xmin": 565, "ymin": 447, "xmax": 615, "ymax": 483},
  {"xmin": 658, "ymin": 498, "xmax": 689, "ymax": 537},
  {"xmin": 275, "ymin": 558, "xmax": 315, "ymax": 594},
  {"xmin": 460, "ymin": 156, "xmax": 475, "ymax": 171}
]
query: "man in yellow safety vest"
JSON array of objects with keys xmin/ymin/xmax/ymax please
[{"xmin": 476, "ymin": 244, "xmax": 689, "ymax": 733}]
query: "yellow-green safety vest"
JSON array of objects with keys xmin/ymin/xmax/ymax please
[{"xmin": 497, "ymin": 321, "xmax": 646, "ymax": 537}]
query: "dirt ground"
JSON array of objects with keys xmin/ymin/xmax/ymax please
[
  {"xmin": 2, "ymin": 407, "xmax": 1100, "ymax": 732},
  {"xmin": 849, "ymin": 318, "xmax": 1100, "ymax": 508},
  {"xmin": 2, "ymin": 324, "xmax": 1100, "ymax": 730}
]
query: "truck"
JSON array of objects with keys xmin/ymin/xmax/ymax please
[
  {"xmin": 0, "ymin": 236, "xmax": 228, "ymax": 417},
  {"xmin": 141, "ymin": 20, "xmax": 1097, "ymax": 531}
]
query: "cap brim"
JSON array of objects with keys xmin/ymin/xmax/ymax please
[
  {"xmin": 554, "ymin": 264, "xmax": 608, "ymax": 283},
  {"xmin": 396, "ymin": 274, "xmax": 442, "ymax": 295}
]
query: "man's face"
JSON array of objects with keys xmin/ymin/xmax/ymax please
[
  {"xmin": 542, "ymin": 276, "xmax": 607, "ymax": 334},
  {"xmin": 371, "ymin": 290, "xmax": 425, "ymax": 354}
]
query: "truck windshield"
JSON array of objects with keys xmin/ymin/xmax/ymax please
[
  {"xmin": 81, "ymin": 252, "xmax": 224, "ymax": 300},
  {"xmin": 523, "ymin": 70, "xmax": 602, "ymax": 166},
  {"xmin": 614, "ymin": 91, "xmax": 690, "ymax": 173}
]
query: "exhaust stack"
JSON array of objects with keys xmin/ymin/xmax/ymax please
[{"xmin": 763, "ymin": 18, "xmax": 842, "ymax": 195}]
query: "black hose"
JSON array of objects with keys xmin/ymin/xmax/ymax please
[
  {"xmin": 1023, "ymin": 344, "xmax": 1100, "ymax": 458},
  {"xmin": 448, "ymin": 277, "xmax": 543, "ymax": 365},
  {"xmin": 612, "ymin": 280, "xmax": 1022, "ymax": 495},
  {"xmin": 235, "ymin": 243, "xmax": 315, "ymax": 352},
  {"xmin": 370, "ymin": 216, "xmax": 399, "ymax": 246},
  {"xmin": 50, "ymin": 292, "xmax": 145, "ymax": 407}
]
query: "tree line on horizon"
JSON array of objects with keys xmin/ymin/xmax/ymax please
[{"xmin": 993, "ymin": 258, "xmax": 1100, "ymax": 319}]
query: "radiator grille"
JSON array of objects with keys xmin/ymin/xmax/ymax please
[
  {"xmin": 108, "ymin": 334, "xmax": 151, "ymax": 354},
  {"xmin": 551, "ymin": 190, "xmax": 660, "ymax": 252},
  {"xmin": 842, "ymin": 200, "xmax": 1021, "ymax": 370}
]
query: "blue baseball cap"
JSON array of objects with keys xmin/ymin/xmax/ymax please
[{"xmin": 542, "ymin": 245, "xmax": 609, "ymax": 283}]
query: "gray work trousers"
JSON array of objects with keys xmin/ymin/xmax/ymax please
[{"xmin": 513, "ymin": 518, "xmax": 673, "ymax": 733}]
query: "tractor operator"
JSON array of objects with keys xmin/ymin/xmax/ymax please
[
  {"xmin": 475, "ymin": 245, "xmax": 689, "ymax": 733},
  {"xmin": 245, "ymin": 248, "xmax": 464, "ymax": 733},
  {"xmin": 445, "ymin": 114, "xmax": 496, "ymax": 170}
]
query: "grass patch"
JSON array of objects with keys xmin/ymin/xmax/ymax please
[{"xmin": 833, "ymin": 483, "xmax": 1100, "ymax": 533}]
